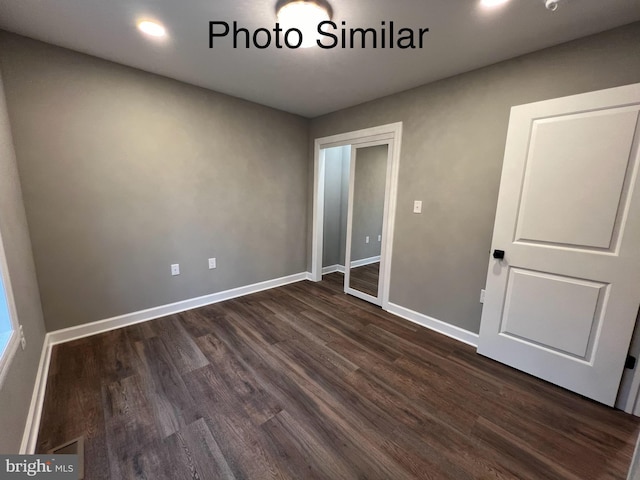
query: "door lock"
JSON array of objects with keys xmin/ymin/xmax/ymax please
[{"xmin": 493, "ymin": 249, "xmax": 505, "ymax": 260}]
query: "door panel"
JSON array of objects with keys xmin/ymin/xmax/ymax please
[
  {"xmin": 515, "ymin": 108, "xmax": 638, "ymax": 249},
  {"xmin": 344, "ymin": 140, "xmax": 394, "ymax": 306},
  {"xmin": 478, "ymin": 83, "xmax": 640, "ymax": 406},
  {"xmin": 500, "ymin": 268, "xmax": 606, "ymax": 359}
]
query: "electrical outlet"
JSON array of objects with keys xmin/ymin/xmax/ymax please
[
  {"xmin": 171, "ymin": 264, "xmax": 180, "ymax": 276},
  {"xmin": 480, "ymin": 289, "xmax": 486, "ymax": 304},
  {"xmin": 208, "ymin": 258, "xmax": 217, "ymax": 269},
  {"xmin": 365, "ymin": 236, "xmax": 370, "ymax": 244},
  {"xmin": 19, "ymin": 324, "xmax": 26, "ymax": 350},
  {"xmin": 413, "ymin": 200, "xmax": 422, "ymax": 214},
  {"xmin": 378, "ymin": 235, "xmax": 382, "ymax": 242}
]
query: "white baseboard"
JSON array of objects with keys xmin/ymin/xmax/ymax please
[
  {"xmin": 20, "ymin": 332, "xmax": 53, "ymax": 454},
  {"xmin": 48, "ymin": 272, "xmax": 308, "ymax": 346},
  {"xmin": 386, "ymin": 302, "xmax": 479, "ymax": 347},
  {"xmin": 20, "ymin": 271, "xmax": 309, "ymax": 452},
  {"xmin": 322, "ymin": 264, "xmax": 345, "ymax": 275},
  {"xmin": 351, "ymin": 255, "xmax": 380, "ymax": 268},
  {"xmin": 319, "ymin": 258, "xmax": 379, "ymax": 276},
  {"xmin": 321, "ymin": 257, "xmax": 379, "ymax": 274}
]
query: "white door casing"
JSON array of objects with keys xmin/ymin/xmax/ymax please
[
  {"xmin": 478, "ymin": 83, "xmax": 640, "ymax": 406},
  {"xmin": 311, "ymin": 122, "xmax": 403, "ymax": 311}
]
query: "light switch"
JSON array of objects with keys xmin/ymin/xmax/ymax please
[
  {"xmin": 413, "ymin": 200, "xmax": 422, "ymax": 214},
  {"xmin": 365, "ymin": 236, "xmax": 370, "ymax": 244},
  {"xmin": 171, "ymin": 264, "xmax": 180, "ymax": 276}
]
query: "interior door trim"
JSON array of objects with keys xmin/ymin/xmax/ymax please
[{"xmin": 311, "ymin": 122, "xmax": 403, "ymax": 311}]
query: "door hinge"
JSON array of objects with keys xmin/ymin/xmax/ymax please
[{"xmin": 626, "ymin": 355, "xmax": 636, "ymax": 370}]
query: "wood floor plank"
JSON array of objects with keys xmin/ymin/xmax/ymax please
[
  {"xmin": 36, "ymin": 273, "xmax": 640, "ymax": 479},
  {"xmin": 151, "ymin": 315, "xmax": 209, "ymax": 374},
  {"xmin": 194, "ymin": 332, "xmax": 283, "ymax": 426},
  {"xmin": 182, "ymin": 364, "xmax": 288, "ymax": 480},
  {"xmin": 102, "ymin": 374, "xmax": 161, "ymax": 479},
  {"xmin": 91, "ymin": 327, "xmax": 145, "ymax": 385},
  {"xmin": 207, "ymin": 312, "xmax": 419, "ymax": 479},
  {"xmin": 165, "ymin": 418, "xmax": 237, "ymax": 480},
  {"xmin": 134, "ymin": 336, "xmax": 195, "ymax": 438},
  {"xmin": 177, "ymin": 308, "xmax": 220, "ymax": 339},
  {"xmin": 42, "ymin": 340, "xmax": 112, "ymax": 480},
  {"xmin": 266, "ymin": 338, "xmax": 470, "ymax": 479},
  {"xmin": 343, "ymin": 367, "xmax": 521, "ymax": 480},
  {"xmin": 260, "ymin": 410, "xmax": 357, "ymax": 480}
]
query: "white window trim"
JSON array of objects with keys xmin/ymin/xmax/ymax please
[{"xmin": 0, "ymin": 227, "xmax": 21, "ymax": 388}]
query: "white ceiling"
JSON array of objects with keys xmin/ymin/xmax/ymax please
[{"xmin": 0, "ymin": 0, "xmax": 639, "ymax": 117}]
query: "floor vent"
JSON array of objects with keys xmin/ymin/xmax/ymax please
[{"xmin": 47, "ymin": 436, "xmax": 85, "ymax": 479}]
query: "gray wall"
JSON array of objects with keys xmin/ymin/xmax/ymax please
[
  {"xmin": 322, "ymin": 146, "xmax": 349, "ymax": 267},
  {"xmin": 350, "ymin": 145, "xmax": 386, "ymax": 262},
  {"xmin": 338, "ymin": 147, "xmax": 350, "ymax": 266},
  {"xmin": 0, "ymin": 32, "xmax": 309, "ymax": 332},
  {"xmin": 0, "ymin": 69, "xmax": 47, "ymax": 453},
  {"xmin": 309, "ymin": 22, "xmax": 640, "ymax": 333},
  {"xmin": 322, "ymin": 150, "xmax": 341, "ymax": 267}
]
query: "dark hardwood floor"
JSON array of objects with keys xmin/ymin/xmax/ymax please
[
  {"xmin": 37, "ymin": 273, "xmax": 640, "ymax": 479},
  {"xmin": 349, "ymin": 262, "xmax": 380, "ymax": 297}
]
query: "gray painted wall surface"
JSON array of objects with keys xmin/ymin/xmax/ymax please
[
  {"xmin": 322, "ymin": 146, "xmax": 345, "ymax": 267},
  {"xmin": 350, "ymin": 145, "xmax": 386, "ymax": 262},
  {"xmin": 0, "ymin": 69, "xmax": 47, "ymax": 453},
  {"xmin": 309, "ymin": 22, "xmax": 640, "ymax": 333},
  {"xmin": 338, "ymin": 148, "xmax": 350, "ymax": 266},
  {"xmin": 0, "ymin": 32, "xmax": 309, "ymax": 332}
]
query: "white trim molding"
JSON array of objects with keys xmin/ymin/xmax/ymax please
[
  {"xmin": 321, "ymin": 257, "xmax": 380, "ymax": 275},
  {"xmin": 350, "ymin": 256, "xmax": 380, "ymax": 268},
  {"xmin": 311, "ymin": 121, "xmax": 403, "ymax": 304},
  {"xmin": 322, "ymin": 264, "xmax": 346, "ymax": 275},
  {"xmin": 386, "ymin": 303, "xmax": 479, "ymax": 347},
  {"xmin": 47, "ymin": 272, "xmax": 307, "ymax": 345},
  {"xmin": 20, "ymin": 271, "xmax": 309, "ymax": 453},
  {"xmin": 20, "ymin": 332, "xmax": 53, "ymax": 454}
]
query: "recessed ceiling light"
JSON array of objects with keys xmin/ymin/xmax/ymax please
[
  {"xmin": 137, "ymin": 20, "xmax": 167, "ymax": 37},
  {"xmin": 276, "ymin": 0, "xmax": 332, "ymax": 48},
  {"xmin": 480, "ymin": 0, "xmax": 510, "ymax": 8}
]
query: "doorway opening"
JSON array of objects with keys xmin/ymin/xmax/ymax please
[{"xmin": 311, "ymin": 123, "xmax": 402, "ymax": 309}]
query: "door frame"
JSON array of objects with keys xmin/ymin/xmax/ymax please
[{"xmin": 311, "ymin": 122, "xmax": 403, "ymax": 310}]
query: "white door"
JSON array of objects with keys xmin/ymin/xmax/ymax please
[{"xmin": 478, "ymin": 83, "xmax": 640, "ymax": 406}]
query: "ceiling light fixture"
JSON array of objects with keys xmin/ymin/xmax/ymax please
[
  {"xmin": 480, "ymin": 0, "xmax": 510, "ymax": 8},
  {"xmin": 544, "ymin": 0, "xmax": 560, "ymax": 11},
  {"xmin": 276, "ymin": 0, "xmax": 332, "ymax": 48},
  {"xmin": 137, "ymin": 20, "xmax": 167, "ymax": 37}
]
